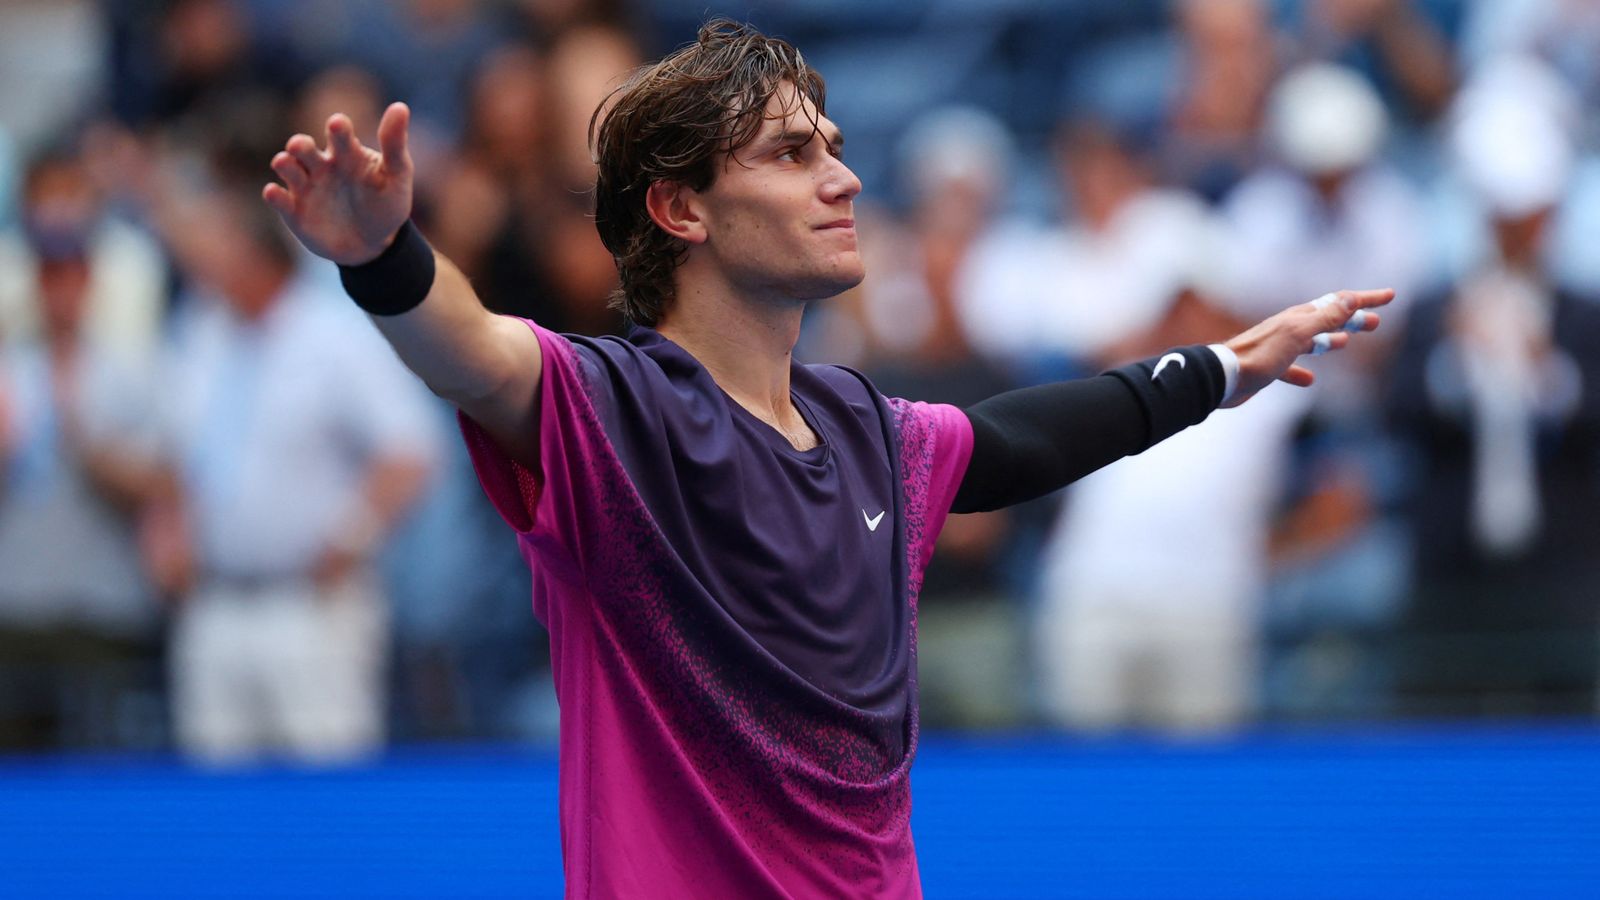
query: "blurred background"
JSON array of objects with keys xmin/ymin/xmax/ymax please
[{"xmin": 3, "ymin": 0, "xmax": 1600, "ymax": 895}]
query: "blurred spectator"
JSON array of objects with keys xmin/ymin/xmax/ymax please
[
  {"xmin": 149, "ymin": 191, "xmax": 440, "ymax": 764},
  {"xmin": 1035, "ymin": 289, "xmax": 1312, "ymax": 734},
  {"xmin": 427, "ymin": 44, "xmax": 571, "ymax": 326},
  {"xmin": 1295, "ymin": 0, "xmax": 1459, "ymax": 123},
  {"xmin": 0, "ymin": 150, "xmax": 167, "ymax": 358},
  {"xmin": 1386, "ymin": 57, "xmax": 1600, "ymax": 715},
  {"xmin": 0, "ymin": 0, "xmax": 103, "ymax": 152},
  {"xmin": 522, "ymin": 24, "xmax": 641, "ymax": 333},
  {"xmin": 1220, "ymin": 64, "xmax": 1428, "ymax": 718},
  {"xmin": 1221, "ymin": 63, "xmax": 1430, "ymax": 330},
  {"xmin": 332, "ymin": 0, "xmax": 503, "ymax": 147},
  {"xmin": 509, "ymin": 0, "xmax": 640, "ymax": 46},
  {"xmin": 419, "ymin": 37, "xmax": 623, "ymax": 335},
  {"xmin": 0, "ymin": 152, "xmax": 165, "ymax": 750},
  {"xmin": 544, "ymin": 23, "xmax": 641, "ymax": 192},
  {"xmin": 105, "ymin": 0, "xmax": 304, "ymax": 136},
  {"xmin": 382, "ymin": 417, "xmax": 545, "ymax": 742},
  {"xmin": 959, "ymin": 116, "xmax": 1219, "ymax": 375},
  {"xmin": 1461, "ymin": 0, "xmax": 1600, "ymax": 96},
  {"xmin": 1163, "ymin": 0, "xmax": 1278, "ymax": 202},
  {"xmin": 844, "ymin": 107, "xmax": 1017, "ymax": 365}
]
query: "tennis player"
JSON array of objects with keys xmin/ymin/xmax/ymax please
[{"xmin": 263, "ymin": 19, "xmax": 1390, "ymax": 899}]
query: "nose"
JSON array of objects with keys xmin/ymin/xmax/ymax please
[{"xmin": 821, "ymin": 155, "xmax": 862, "ymax": 204}]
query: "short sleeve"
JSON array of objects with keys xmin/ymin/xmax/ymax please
[
  {"xmin": 887, "ymin": 398, "xmax": 974, "ymax": 571},
  {"xmin": 458, "ymin": 321, "xmax": 614, "ymax": 558}
]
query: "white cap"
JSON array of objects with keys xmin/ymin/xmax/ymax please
[
  {"xmin": 1267, "ymin": 63, "xmax": 1388, "ymax": 175},
  {"xmin": 898, "ymin": 105, "xmax": 1015, "ymax": 203},
  {"xmin": 1450, "ymin": 54, "xmax": 1578, "ymax": 219}
]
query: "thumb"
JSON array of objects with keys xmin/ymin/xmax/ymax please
[{"xmin": 377, "ymin": 102, "xmax": 411, "ymax": 174}]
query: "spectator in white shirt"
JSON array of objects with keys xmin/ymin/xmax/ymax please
[{"xmin": 148, "ymin": 190, "xmax": 440, "ymax": 764}]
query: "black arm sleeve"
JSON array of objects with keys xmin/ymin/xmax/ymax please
[{"xmin": 950, "ymin": 345, "xmax": 1226, "ymax": 513}]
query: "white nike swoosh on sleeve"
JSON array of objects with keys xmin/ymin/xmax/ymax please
[{"xmin": 1151, "ymin": 352, "xmax": 1186, "ymax": 381}]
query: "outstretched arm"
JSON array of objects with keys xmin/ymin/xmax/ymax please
[
  {"xmin": 262, "ymin": 102, "xmax": 543, "ymax": 466},
  {"xmin": 951, "ymin": 289, "xmax": 1392, "ymax": 513}
]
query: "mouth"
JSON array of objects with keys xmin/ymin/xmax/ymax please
[{"xmin": 816, "ymin": 218, "xmax": 855, "ymax": 231}]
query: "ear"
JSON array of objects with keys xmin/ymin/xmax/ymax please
[{"xmin": 645, "ymin": 181, "xmax": 707, "ymax": 244}]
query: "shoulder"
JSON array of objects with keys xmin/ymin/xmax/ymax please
[
  {"xmin": 800, "ymin": 362, "xmax": 889, "ymax": 422},
  {"xmin": 804, "ymin": 362, "xmax": 878, "ymax": 401},
  {"xmin": 542, "ymin": 328, "xmax": 731, "ymax": 440},
  {"xmin": 560, "ymin": 330, "xmax": 658, "ymax": 385}
]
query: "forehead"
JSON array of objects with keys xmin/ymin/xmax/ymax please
[{"xmin": 749, "ymin": 82, "xmax": 840, "ymax": 144}]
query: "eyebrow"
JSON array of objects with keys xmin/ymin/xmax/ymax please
[{"xmin": 763, "ymin": 126, "xmax": 844, "ymax": 154}]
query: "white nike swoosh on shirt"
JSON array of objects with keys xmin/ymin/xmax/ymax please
[
  {"xmin": 863, "ymin": 509, "xmax": 885, "ymax": 532},
  {"xmin": 1151, "ymin": 352, "xmax": 1186, "ymax": 381}
]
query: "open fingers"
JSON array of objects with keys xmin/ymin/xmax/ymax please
[
  {"xmin": 1343, "ymin": 310, "xmax": 1381, "ymax": 334},
  {"xmin": 284, "ymin": 133, "xmax": 327, "ymax": 175},
  {"xmin": 1306, "ymin": 288, "xmax": 1393, "ymax": 339},
  {"xmin": 262, "ymin": 182, "xmax": 294, "ymax": 215},
  {"xmin": 1307, "ymin": 289, "xmax": 1394, "ymax": 315},
  {"xmin": 1280, "ymin": 364, "xmax": 1315, "ymax": 388},
  {"xmin": 325, "ymin": 113, "xmax": 368, "ymax": 172},
  {"xmin": 270, "ymin": 151, "xmax": 309, "ymax": 193},
  {"xmin": 376, "ymin": 102, "xmax": 410, "ymax": 172},
  {"xmin": 1344, "ymin": 288, "xmax": 1396, "ymax": 310},
  {"xmin": 1308, "ymin": 331, "xmax": 1351, "ymax": 356}
]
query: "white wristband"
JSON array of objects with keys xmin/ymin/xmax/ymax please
[{"xmin": 1207, "ymin": 344, "xmax": 1240, "ymax": 404}]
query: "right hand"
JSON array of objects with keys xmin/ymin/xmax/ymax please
[{"xmin": 262, "ymin": 102, "xmax": 414, "ymax": 266}]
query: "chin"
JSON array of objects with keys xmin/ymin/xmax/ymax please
[
  {"xmin": 802, "ymin": 270, "xmax": 864, "ymax": 302},
  {"xmin": 820, "ymin": 256, "xmax": 866, "ymax": 296}
]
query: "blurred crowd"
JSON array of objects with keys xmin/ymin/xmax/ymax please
[{"xmin": 2, "ymin": 0, "xmax": 1599, "ymax": 762}]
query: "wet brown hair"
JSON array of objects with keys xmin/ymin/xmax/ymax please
[{"xmin": 590, "ymin": 18, "xmax": 826, "ymax": 326}]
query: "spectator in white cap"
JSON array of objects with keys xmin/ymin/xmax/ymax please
[
  {"xmin": 1217, "ymin": 63, "xmax": 1431, "ymax": 716},
  {"xmin": 1385, "ymin": 55, "xmax": 1600, "ymax": 716},
  {"xmin": 1221, "ymin": 63, "xmax": 1428, "ymax": 337}
]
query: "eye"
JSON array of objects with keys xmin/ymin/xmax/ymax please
[{"xmin": 777, "ymin": 146, "xmax": 803, "ymax": 162}]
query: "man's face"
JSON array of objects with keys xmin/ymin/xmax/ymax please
[{"xmin": 688, "ymin": 85, "xmax": 864, "ymax": 304}]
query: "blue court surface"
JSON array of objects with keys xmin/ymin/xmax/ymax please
[{"xmin": 3, "ymin": 723, "xmax": 1598, "ymax": 897}]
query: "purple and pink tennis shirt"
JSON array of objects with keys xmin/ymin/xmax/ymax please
[{"xmin": 461, "ymin": 321, "xmax": 972, "ymax": 898}]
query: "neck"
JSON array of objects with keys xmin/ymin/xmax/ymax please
[{"xmin": 656, "ymin": 281, "xmax": 812, "ymax": 442}]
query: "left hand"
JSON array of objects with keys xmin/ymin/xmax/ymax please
[{"xmin": 1222, "ymin": 288, "xmax": 1394, "ymax": 407}]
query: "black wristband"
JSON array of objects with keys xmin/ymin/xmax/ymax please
[{"xmin": 337, "ymin": 220, "xmax": 436, "ymax": 316}]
